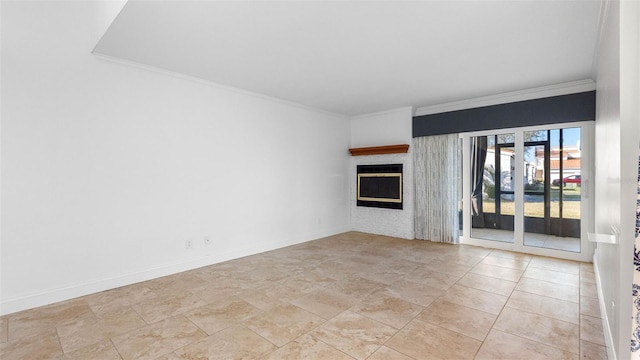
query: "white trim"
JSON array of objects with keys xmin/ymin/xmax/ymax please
[
  {"xmin": 92, "ymin": 53, "xmax": 349, "ymax": 120},
  {"xmin": 514, "ymin": 130, "xmax": 525, "ymax": 248},
  {"xmin": 413, "ymin": 80, "xmax": 596, "ymax": 117},
  {"xmin": 594, "ymin": 257, "xmax": 617, "ymax": 360},
  {"xmin": 0, "ymin": 227, "xmax": 349, "ymax": 316},
  {"xmin": 350, "ymin": 106, "xmax": 413, "ymax": 120}
]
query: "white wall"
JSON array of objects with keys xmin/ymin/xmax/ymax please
[
  {"xmin": 0, "ymin": 1, "xmax": 350, "ymax": 315},
  {"xmin": 349, "ymin": 107, "xmax": 414, "ymax": 239},
  {"xmin": 350, "ymin": 107, "xmax": 412, "ymax": 148},
  {"xmin": 593, "ymin": 0, "xmax": 640, "ymax": 358}
]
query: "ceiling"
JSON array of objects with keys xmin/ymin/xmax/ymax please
[{"xmin": 94, "ymin": 1, "xmax": 603, "ymax": 116}]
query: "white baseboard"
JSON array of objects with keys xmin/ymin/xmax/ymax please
[
  {"xmin": 0, "ymin": 227, "xmax": 349, "ymax": 316},
  {"xmin": 593, "ymin": 257, "xmax": 617, "ymax": 360}
]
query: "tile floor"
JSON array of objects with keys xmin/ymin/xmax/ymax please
[{"xmin": 0, "ymin": 232, "xmax": 607, "ymax": 359}]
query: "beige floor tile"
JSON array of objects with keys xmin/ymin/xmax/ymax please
[
  {"xmin": 417, "ymin": 299, "xmax": 496, "ymax": 341},
  {"xmin": 184, "ymin": 297, "xmax": 262, "ymax": 335},
  {"xmin": 242, "ymin": 303, "xmax": 324, "ymax": 346},
  {"xmin": 314, "ymin": 260, "xmax": 361, "ymax": 280},
  {"xmin": 6, "ymin": 299, "xmax": 94, "ymax": 340},
  {"xmin": 581, "ymin": 296, "xmax": 602, "ymax": 318},
  {"xmin": 380, "ymin": 281, "xmax": 442, "ymax": 307},
  {"xmin": 193, "ymin": 262, "xmax": 251, "ymax": 281},
  {"xmin": 278, "ymin": 274, "xmax": 334, "ymax": 292},
  {"xmin": 335, "ymin": 254, "xmax": 385, "ymax": 269},
  {"xmin": 475, "ymin": 329, "xmax": 578, "ymax": 360},
  {"xmin": 523, "ymin": 267, "xmax": 580, "ymax": 287},
  {"xmin": 439, "ymin": 284, "xmax": 508, "ymax": 315},
  {"xmin": 0, "ymin": 232, "xmax": 607, "ymax": 360},
  {"xmin": 480, "ymin": 254, "xmax": 530, "ymax": 270},
  {"xmin": 580, "ymin": 262, "xmax": 595, "ymax": 272},
  {"xmin": 172, "ymin": 324, "xmax": 276, "ymax": 360},
  {"xmin": 155, "ymin": 353, "xmax": 181, "ymax": 360},
  {"xmin": 190, "ymin": 276, "xmax": 253, "ymax": 302},
  {"xmin": 0, "ymin": 328, "xmax": 63, "ymax": 360},
  {"xmin": 403, "ymin": 266, "xmax": 461, "ymax": 290},
  {"xmin": 263, "ymin": 334, "xmax": 354, "ymax": 360},
  {"xmin": 489, "ymin": 249, "xmax": 533, "ymax": 261},
  {"xmin": 398, "ymin": 248, "xmax": 441, "ymax": 265},
  {"xmin": 456, "ymin": 244, "xmax": 493, "ymax": 258},
  {"xmin": 259, "ymin": 281, "xmax": 323, "ymax": 303},
  {"xmin": 84, "ymin": 284, "xmax": 156, "ymax": 316},
  {"xmin": 145, "ymin": 272, "xmax": 207, "ymax": 297},
  {"xmin": 470, "ymin": 263, "xmax": 524, "ymax": 282},
  {"xmin": 56, "ymin": 307, "xmax": 146, "ymax": 353},
  {"xmin": 516, "ymin": 277, "xmax": 579, "ymax": 303},
  {"xmin": 420, "ymin": 259, "xmax": 474, "ymax": 278},
  {"xmin": 131, "ymin": 292, "xmax": 207, "ymax": 324},
  {"xmin": 111, "ymin": 315, "xmax": 207, "ymax": 360},
  {"xmin": 448, "ymin": 254, "xmax": 487, "ymax": 267},
  {"xmin": 326, "ymin": 276, "xmax": 385, "ymax": 299},
  {"xmin": 529, "ymin": 257, "xmax": 580, "ymax": 274},
  {"xmin": 581, "ymin": 282, "xmax": 599, "ymax": 299},
  {"xmin": 231, "ymin": 266, "xmax": 290, "ymax": 284},
  {"xmin": 455, "ymin": 272, "xmax": 516, "ymax": 297},
  {"xmin": 386, "ymin": 319, "xmax": 481, "ymax": 360},
  {"xmin": 310, "ymin": 310, "xmax": 396, "ymax": 360},
  {"xmin": 290, "ymin": 287, "xmax": 356, "ymax": 319},
  {"xmin": 367, "ymin": 346, "xmax": 414, "ymax": 360},
  {"xmin": 357, "ymin": 261, "xmax": 422, "ymax": 285},
  {"xmin": 580, "ymin": 271, "xmax": 597, "ymax": 286},
  {"xmin": 494, "ymin": 307, "xmax": 579, "ymax": 354},
  {"xmin": 580, "ymin": 339, "xmax": 608, "ymax": 359},
  {"xmin": 351, "ymin": 293, "xmax": 424, "ymax": 329},
  {"xmin": 62, "ymin": 340, "xmax": 122, "ymax": 360},
  {"xmin": 0, "ymin": 316, "xmax": 7, "ymax": 343},
  {"xmin": 236, "ymin": 287, "xmax": 291, "ymax": 311},
  {"xmin": 581, "ymin": 315, "xmax": 605, "ymax": 346},
  {"xmin": 287, "ymin": 268, "xmax": 339, "ymax": 286},
  {"xmin": 506, "ymin": 290, "xmax": 579, "ymax": 324}
]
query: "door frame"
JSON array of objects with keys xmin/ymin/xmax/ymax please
[{"xmin": 459, "ymin": 121, "xmax": 595, "ymax": 262}]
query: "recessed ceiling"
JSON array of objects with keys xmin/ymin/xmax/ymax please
[{"xmin": 94, "ymin": 0, "xmax": 603, "ymax": 116}]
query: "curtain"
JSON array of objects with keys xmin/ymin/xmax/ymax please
[
  {"xmin": 631, "ymin": 151, "xmax": 640, "ymax": 356},
  {"xmin": 414, "ymin": 134, "xmax": 460, "ymax": 243},
  {"xmin": 471, "ymin": 136, "xmax": 488, "ymax": 228}
]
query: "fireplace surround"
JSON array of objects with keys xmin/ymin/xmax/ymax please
[{"xmin": 356, "ymin": 164, "xmax": 403, "ymax": 209}]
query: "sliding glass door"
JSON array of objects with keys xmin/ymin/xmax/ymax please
[
  {"xmin": 469, "ymin": 133, "xmax": 515, "ymax": 244},
  {"xmin": 460, "ymin": 123, "xmax": 593, "ymax": 261},
  {"xmin": 523, "ymin": 128, "xmax": 582, "ymax": 252}
]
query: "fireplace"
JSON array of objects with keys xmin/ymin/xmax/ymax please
[{"xmin": 357, "ymin": 164, "xmax": 403, "ymax": 209}]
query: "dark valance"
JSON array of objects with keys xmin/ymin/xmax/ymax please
[{"xmin": 412, "ymin": 91, "xmax": 596, "ymax": 137}]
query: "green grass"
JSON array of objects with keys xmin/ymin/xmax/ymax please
[
  {"xmin": 482, "ymin": 185, "xmax": 581, "ymax": 219},
  {"xmin": 483, "ymin": 201, "xmax": 580, "ymax": 219}
]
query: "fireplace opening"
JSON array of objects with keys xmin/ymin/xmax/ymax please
[{"xmin": 357, "ymin": 164, "xmax": 403, "ymax": 210}]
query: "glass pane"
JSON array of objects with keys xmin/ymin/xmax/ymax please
[
  {"xmin": 470, "ymin": 133, "xmax": 514, "ymax": 243},
  {"xmin": 497, "ymin": 133, "xmax": 515, "ymax": 144},
  {"xmin": 525, "ymin": 130, "xmax": 548, "ymax": 142},
  {"xmin": 524, "ymin": 144, "xmax": 545, "ymax": 219},
  {"xmin": 524, "ymin": 127, "xmax": 581, "ymax": 252},
  {"xmin": 499, "ymin": 147, "xmax": 514, "ymax": 192}
]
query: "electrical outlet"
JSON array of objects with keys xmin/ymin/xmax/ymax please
[
  {"xmin": 185, "ymin": 238, "xmax": 193, "ymax": 249},
  {"xmin": 204, "ymin": 236, "xmax": 211, "ymax": 245}
]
